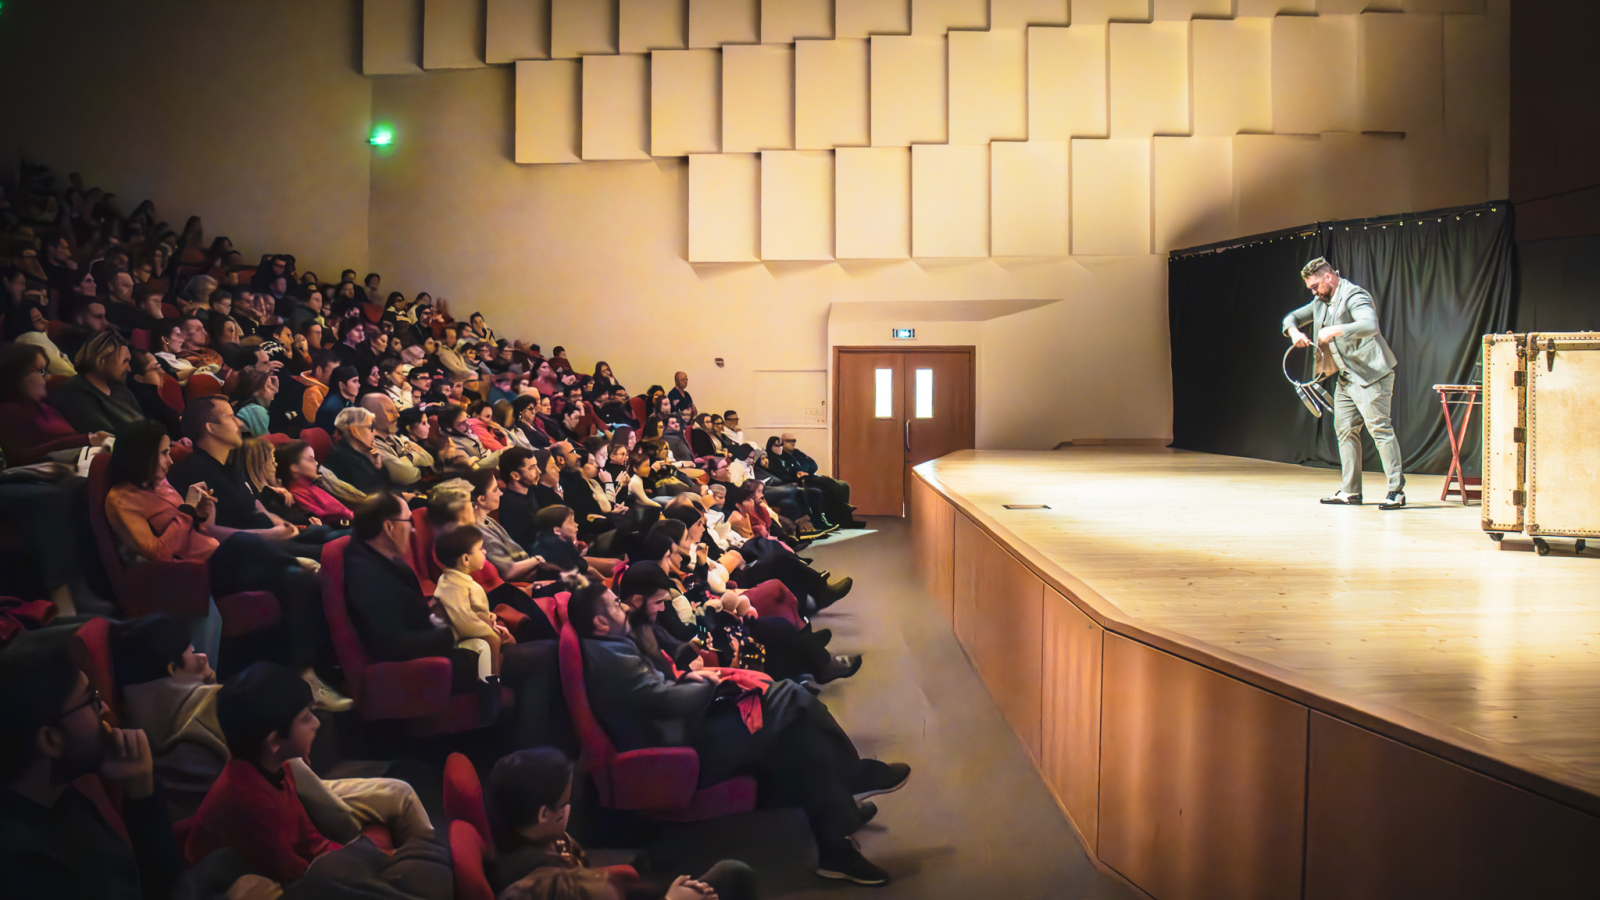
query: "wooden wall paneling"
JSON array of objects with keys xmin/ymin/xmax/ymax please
[
  {"xmin": 1444, "ymin": 8, "xmax": 1509, "ymax": 198},
  {"xmin": 1151, "ymin": 0, "xmax": 1231, "ymax": 19},
  {"xmin": 1405, "ymin": 0, "xmax": 1483, "ymax": 10},
  {"xmin": 1192, "ymin": 18, "xmax": 1271, "ymax": 137},
  {"xmin": 515, "ymin": 59, "xmax": 583, "ymax": 163},
  {"xmin": 487, "ymin": 0, "xmax": 551, "ymax": 62},
  {"xmin": 1232, "ymin": 134, "xmax": 1327, "ymax": 237},
  {"xmin": 991, "ymin": 141, "xmax": 1069, "ymax": 256},
  {"xmin": 1070, "ymin": 138, "xmax": 1149, "ymax": 256},
  {"xmin": 952, "ymin": 514, "xmax": 1044, "ymax": 760},
  {"xmin": 688, "ymin": 153, "xmax": 761, "ymax": 261},
  {"xmin": 909, "ymin": 476, "xmax": 955, "ymax": 623},
  {"xmin": 582, "ymin": 54, "xmax": 651, "ymax": 160},
  {"xmin": 423, "ymin": 0, "xmax": 487, "ymax": 69},
  {"xmin": 689, "ymin": 0, "xmax": 760, "ymax": 47},
  {"xmin": 1235, "ymin": 0, "xmax": 1314, "ymax": 14},
  {"xmin": 364, "ymin": 0, "xmax": 424, "ymax": 74},
  {"xmin": 722, "ymin": 44, "xmax": 795, "ymax": 152},
  {"xmin": 1405, "ymin": 131, "xmax": 1489, "ymax": 210},
  {"xmin": 870, "ymin": 35, "xmax": 948, "ymax": 146},
  {"xmin": 551, "ymin": 0, "xmax": 618, "ymax": 57},
  {"xmin": 1028, "ymin": 26, "xmax": 1107, "ymax": 143},
  {"xmin": 1099, "ymin": 633, "xmax": 1309, "ymax": 900},
  {"xmin": 948, "ymin": 30, "xmax": 1028, "ymax": 145},
  {"xmin": 991, "ymin": 0, "xmax": 1069, "ymax": 31},
  {"xmin": 1039, "ymin": 585, "xmax": 1103, "ymax": 849},
  {"xmin": 1273, "ymin": 14, "xmax": 1358, "ymax": 135},
  {"xmin": 1321, "ymin": 0, "xmax": 1401, "ymax": 12},
  {"xmin": 1360, "ymin": 12, "xmax": 1443, "ymax": 135},
  {"xmin": 1069, "ymin": 0, "xmax": 1151, "ymax": 23},
  {"xmin": 912, "ymin": 0, "xmax": 989, "ymax": 36},
  {"xmin": 1108, "ymin": 21, "xmax": 1189, "ymax": 138},
  {"xmin": 835, "ymin": 146, "xmax": 912, "ymax": 258},
  {"xmin": 761, "ymin": 0, "xmax": 834, "ymax": 43},
  {"xmin": 1304, "ymin": 712, "xmax": 1600, "ymax": 900},
  {"xmin": 912, "ymin": 144, "xmax": 990, "ymax": 258},
  {"xmin": 761, "ymin": 150, "xmax": 835, "ymax": 260},
  {"xmin": 1319, "ymin": 133, "xmax": 1408, "ymax": 221},
  {"xmin": 1153, "ymin": 136, "xmax": 1234, "ymax": 253},
  {"xmin": 795, "ymin": 39, "xmax": 870, "ymax": 149},
  {"xmin": 836, "ymin": 0, "xmax": 911, "ymax": 38},
  {"xmin": 651, "ymin": 49, "xmax": 721, "ymax": 155},
  {"xmin": 619, "ymin": 0, "xmax": 687, "ymax": 52}
]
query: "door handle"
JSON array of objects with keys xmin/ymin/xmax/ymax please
[{"xmin": 904, "ymin": 419, "xmax": 911, "ymax": 452}]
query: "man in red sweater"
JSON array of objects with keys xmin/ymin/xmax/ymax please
[{"xmin": 184, "ymin": 662, "xmax": 340, "ymax": 882}]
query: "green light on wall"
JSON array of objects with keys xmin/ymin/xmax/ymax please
[{"xmin": 368, "ymin": 125, "xmax": 394, "ymax": 147}]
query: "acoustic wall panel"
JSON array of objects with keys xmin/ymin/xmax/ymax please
[
  {"xmin": 1236, "ymin": 0, "xmax": 1314, "ymax": 14},
  {"xmin": 1233, "ymin": 134, "xmax": 1326, "ymax": 237},
  {"xmin": 762, "ymin": 0, "xmax": 834, "ymax": 43},
  {"xmin": 796, "ymin": 40, "xmax": 870, "ymax": 149},
  {"xmin": 949, "ymin": 31, "xmax": 1028, "ymax": 145},
  {"xmin": 992, "ymin": 0, "xmax": 1069, "ymax": 31},
  {"xmin": 423, "ymin": 0, "xmax": 487, "ymax": 68},
  {"xmin": 487, "ymin": 0, "xmax": 551, "ymax": 62},
  {"xmin": 651, "ymin": 49, "xmax": 721, "ymax": 155},
  {"xmin": 1405, "ymin": 132, "xmax": 1489, "ymax": 212},
  {"xmin": 1319, "ymin": 133, "xmax": 1408, "ymax": 221},
  {"xmin": 837, "ymin": 0, "xmax": 911, "ymax": 37},
  {"xmin": 1192, "ymin": 18, "xmax": 1271, "ymax": 137},
  {"xmin": 722, "ymin": 44, "xmax": 795, "ymax": 152},
  {"xmin": 1405, "ymin": 0, "xmax": 1483, "ymax": 11},
  {"xmin": 582, "ymin": 54, "xmax": 651, "ymax": 160},
  {"xmin": 761, "ymin": 150, "xmax": 835, "ymax": 260},
  {"xmin": 1152, "ymin": 0, "xmax": 1232, "ymax": 19},
  {"xmin": 364, "ymin": 0, "xmax": 424, "ymax": 74},
  {"xmin": 1273, "ymin": 15, "xmax": 1358, "ymax": 135},
  {"xmin": 1153, "ymin": 137, "xmax": 1234, "ymax": 252},
  {"xmin": 619, "ymin": 0, "xmax": 686, "ymax": 52},
  {"xmin": 1109, "ymin": 21, "xmax": 1189, "ymax": 138},
  {"xmin": 1028, "ymin": 26, "xmax": 1107, "ymax": 142},
  {"xmin": 688, "ymin": 153, "xmax": 761, "ymax": 261},
  {"xmin": 515, "ymin": 59, "xmax": 582, "ymax": 163},
  {"xmin": 1321, "ymin": 0, "xmax": 1401, "ymax": 12},
  {"xmin": 836, "ymin": 147, "xmax": 912, "ymax": 258},
  {"xmin": 1069, "ymin": 0, "xmax": 1151, "ymax": 23},
  {"xmin": 912, "ymin": 144, "xmax": 990, "ymax": 258},
  {"xmin": 690, "ymin": 0, "xmax": 759, "ymax": 47},
  {"xmin": 913, "ymin": 0, "xmax": 989, "ymax": 36},
  {"xmin": 551, "ymin": 0, "xmax": 618, "ymax": 57},
  {"xmin": 1071, "ymin": 138, "xmax": 1149, "ymax": 256},
  {"xmin": 991, "ymin": 142, "xmax": 1069, "ymax": 256},
  {"xmin": 1360, "ymin": 12, "xmax": 1443, "ymax": 134},
  {"xmin": 1444, "ymin": 11, "xmax": 1508, "ymax": 136},
  {"xmin": 871, "ymin": 36, "xmax": 948, "ymax": 147}
]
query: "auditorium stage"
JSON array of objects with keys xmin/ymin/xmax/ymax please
[{"xmin": 910, "ymin": 448, "xmax": 1600, "ymax": 900}]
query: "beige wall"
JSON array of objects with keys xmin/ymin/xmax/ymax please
[{"xmin": 0, "ymin": 0, "xmax": 372, "ymax": 278}]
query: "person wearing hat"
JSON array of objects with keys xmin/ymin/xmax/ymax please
[{"xmin": 1283, "ymin": 257, "xmax": 1405, "ymax": 509}]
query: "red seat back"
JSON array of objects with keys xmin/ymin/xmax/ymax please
[
  {"xmin": 186, "ymin": 371, "xmax": 222, "ymax": 400},
  {"xmin": 318, "ymin": 536, "xmax": 370, "ymax": 704},
  {"xmin": 158, "ymin": 373, "xmax": 184, "ymax": 412},
  {"xmin": 301, "ymin": 426, "xmax": 333, "ymax": 462},
  {"xmin": 73, "ymin": 617, "xmax": 120, "ymax": 727},
  {"xmin": 449, "ymin": 820, "xmax": 494, "ymax": 900},
  {"xmin": 629, "ymin": 396, "xmax": 646, "ymax": 423},
  {"xmin": 557, "ymin": 619, "xmax": 618, "ymax": 796},
  {"xmin": 130, "ymin": 329, "xmax": 151, "ymax": 351},
  {"xmin": 262, "ymin": 433, "xmax": 291, "ymax": 446},
  {"xmin": 161, "ymin": 303, "xmax": 179, "ymax": 319},
  {"xmin": 442, "ymin": 752, "xmax": 491, "ymax": 847},
  {"xmin": 86, "ymin": 454, "xmax": 135, "ymax": 604}
]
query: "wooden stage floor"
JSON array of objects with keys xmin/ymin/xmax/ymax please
[{"xmin": 921, "ymin": 447, "xmax": 1600, "ymax": 805}]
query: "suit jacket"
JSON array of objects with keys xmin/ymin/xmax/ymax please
[
  {"xmin": 580, "ymin": 632, "xmax": 716, "ymax": 751},
  {"xmin": 1281, "ymin": 277, "xmax": 1397, "ymax": 387},
  {"xmin": 344, "ymin": 538, "xmax": 455, "ymax": 663}
]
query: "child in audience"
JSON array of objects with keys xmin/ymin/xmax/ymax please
[
  {"xmin": 433, "ymin": 524, "xmax": 512, "ymax": 682},
  {"xmin": 489, "ymin": 746, "xmax": 755, "ymax": 900}
]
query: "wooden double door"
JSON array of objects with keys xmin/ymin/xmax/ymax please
[{"xmin": 834, "ymin": 347, "xmax": 976, "ymax": 516}]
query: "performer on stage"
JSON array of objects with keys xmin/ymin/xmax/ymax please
[{"xmin": 1283, "ymin": 257, "xmax": 1405, "ymax": 509}]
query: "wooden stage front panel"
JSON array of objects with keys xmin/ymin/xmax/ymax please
[{"xmin": 915, "ymin": 448, "xmax": 1600, "ymax": 900}]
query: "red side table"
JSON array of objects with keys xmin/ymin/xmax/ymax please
[{"xmin": 1433, "ymin": 383, "xmax": 1482, "ymax": 504}]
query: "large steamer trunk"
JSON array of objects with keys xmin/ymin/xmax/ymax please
[
  {"xmin": 1479, "ymin": 333, "xmax": 1526, "ymax": 535},
  {"xmin": 1525, "ymin": 334, "xmax": 1600, "ymax": 541}
]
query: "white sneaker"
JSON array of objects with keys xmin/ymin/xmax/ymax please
[
  {"xmin": 303, "ymin": 670, "xmax": 353, "ymax": 712},
  {"xmin": 1319, "ymin": 491, "xmax": 1362, "ymax": 505}
]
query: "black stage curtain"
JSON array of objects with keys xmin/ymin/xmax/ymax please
[{"xmin": 1168, "ymin": 203, "xmax": 1515, "ymax": 475}]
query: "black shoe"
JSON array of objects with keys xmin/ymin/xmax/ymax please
[
  {"xmin": 1378, "ymin": 490, "xmax": 1406, "ymax": 510},
  {"xmin": 1320, "ymin": 492, "xmax": 1362, "ymax": 505},
  {"xmin": 798, "ymin": 556, "xmax": 814, "ymax": 564},
  {"xmin": 855, "ymin": 799, "xmax": 879, "ymax": 828},
  {"xmin": 853, "ymin": 760, "xmax": 911, "ymax": 800},
  {"xmin": 812, "ymin": 577, "xmax": 853, "ymax": 610},
  {"xmin": 809, "ymin": 627, "xmax": 833, "ymax": 647},
  {"xmin": 817, "ymin": 654, "xmax": 863, "ymax": 684},
  {"xmin": 816, "ymin": 838, "xmax": 889, "ymax": 886}
]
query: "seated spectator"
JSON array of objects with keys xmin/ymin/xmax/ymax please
[
  {"xmin": 51, "ymin": 295, "xmax": 109, "ymax": 364},
  {"xmin": 177, "ymin": 314, "xmax": 225, "ymax": 371},
  {"xmin": 668, "ymin": 371, "xmax": 695, "ymax": 416},
  {"xmin": 126, "ymin": 348, "xmax": 183, "ymax": 439},
  {"xmin": 498, "ymin": 447, "xmax": 542, "ymax": 549},
  {"xmin": 275, "ymin": 439, "xmax": 354, "ymax": 527},
  {"xmin": 438, "ymin": 404, "xmax": 501, "ymax": 472},
  {"xmin": 490, "ymin": 747, "xmax": 756, "ymax": 900},
  {"xmin": 527, "ymin": 505, "xmax": 587, "ymax": 575},
  {"xmin": 379, "ymin": 357, "xmax": 412, "ymax": 410},
  {"xmin": 466, "ymin": 399, "xmax": 511, "ymax": 452},
  {"xmin": 773, "ymin": 433, "xmax": 861, "ymax": 529},
  {"xmin": 463, "ymin": 468, "xmax": 549, "ymax": 582},
  {"xmin": 49, "ymin": 330, "xmax": 144, "ymax": 436},
  {"xmin": 559, "ymin": 447, "xmax": 623, "ymax": 541},
  {"xmin": 509, "ymin": 394, "xmax": 553, "ymax": 450},
  {"xmin": 3, "ymin": 294, "xmax": 77, "ymax": 376},
  {"xmin": 570, "ymin": 579, "xmax": 909, "ymax": 885},
  {"xmin": 432, "ymin": 525, "xmax": 512, "ymax": 682},
  {"xmin": 532, "ymin": 446, "xmax": 565, "ymax": 508},
  {"xmin": 229, "ymin": 368, "xmax": 276, "ymax": 437},
  {"xmin": 313, "ymin": 364, "xmax": 359, "ymax": 432},
  {"xmin": 150, "ymin": 317, "xmax": 196, "ymax": 385},
  {"xmin": 0, "ymin": 343, "xmax": 110, "ymax": 465},
  {"xmin": 324, "ymin": 406, "xmax": 389, "ymax": 495},
  {"xmin": 0, "ymin": 627, "xmax": 183, "ymax": 900},
  {"xmin": 361, "ymin": 393, "xmax": 431, "ymax": 487}
]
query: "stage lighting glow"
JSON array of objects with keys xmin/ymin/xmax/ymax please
[{"xmin": 368, "ymin": 125, "xmax": 394, "ymax": 147}]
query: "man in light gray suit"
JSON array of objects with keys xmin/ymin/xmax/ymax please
[{"xmin": 1283, "ymin": 257, "xmax": 1406, "ymax": 509}]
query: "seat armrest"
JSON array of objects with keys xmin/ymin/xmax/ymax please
[
  {"xmin": 357, "ymin": 658, "xmax": 454, "ymax": 720},
  {"xmin": 609, "ymin": 748, "xmax": 701, "ymax": 811},
  {"xmin": 122, "ymin": 561, "xmax": 211, "ymax": 618}
]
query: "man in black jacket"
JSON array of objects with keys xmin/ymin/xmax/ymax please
[
  {"xmin": 570, "ymin": 579, "xmax": 909, "ymax": 886},
  {"xmin": 498, "ymin": 448, "xmax": 542, "ymax": 551}
]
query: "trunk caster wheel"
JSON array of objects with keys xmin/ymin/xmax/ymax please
[
  {"xmin": 1577, "ymin": 539, "xmax": 1587, "ymax": 554},
  {"xmin": 1534, "ymin": 537, "xmax": 1551, "ymax": 556},
  {"xmin": 1488, "ymin": 532, "xmax": 1503, "ymax": 542}
]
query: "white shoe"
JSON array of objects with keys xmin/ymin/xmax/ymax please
[
  {"xmin": 1319, "ymin": 491, "xmax": 1362, "ymax": 505},
  {"xmin": 303, "ymin": 670, "xmax": 353, "ymax": 712}
]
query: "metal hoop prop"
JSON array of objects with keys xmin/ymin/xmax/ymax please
[{"xmin": 1283, "ymin": 344, "xmax": 1335, "ymax": 418}]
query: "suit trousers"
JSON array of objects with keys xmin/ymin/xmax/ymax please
[{"xmin": 1333, "ymin": 370, "xmax": 1405, "ymax": 495}]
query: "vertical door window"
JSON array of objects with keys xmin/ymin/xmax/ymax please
[
  {"xmin": 915, "ymin": 368, "xmax": 934, "ymax": 418},
  {"xmin": 874, "ymin": 368, "xmax": 893, "ymax": 418}
]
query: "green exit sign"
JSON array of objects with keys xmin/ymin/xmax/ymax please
[{"xmin": 891, "ymin": 328, "xmax": 915, "ymax": 340}]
